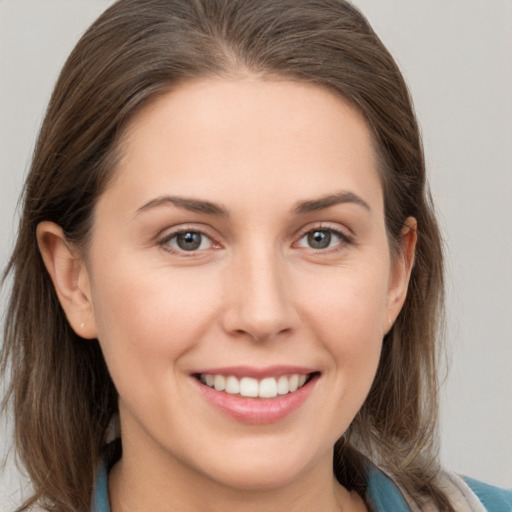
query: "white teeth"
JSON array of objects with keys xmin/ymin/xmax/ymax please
[
  {"xmin": 259, "ymin": 377, "xmax": 278, "ymax": 398},
  {"xmin": 225, "ymin": 376, "xmax": 240, "ymax": 394},
  {"xmin": 213, "ymin": 375, "xmax": 225, "ymax": 391},
  {"xmin": 289, "ymin": 374, "xmax": 299, "ymax": 392},
  {"xmin": 200, "ymin": 373, "xmax": 310, "ymax": 398},
  {"xmin": 240, "ymin": 377, "xmax": 259, "ymax": 397},
  {"xmin": 277, "ymin": 375, "xmax": 289, "ymax": 395}
]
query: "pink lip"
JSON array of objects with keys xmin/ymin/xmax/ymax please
[
  {"xmin": 192, "ymin": 365, "xmax": 316, "ymax": 379},
  {"xmin": 192, "ymin": 371, "xmax": 319, "ymax": 424}
]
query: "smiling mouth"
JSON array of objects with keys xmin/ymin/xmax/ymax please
[{"xmin": 194, "ymin": 373, "xmax": 318, "ymax": 399}]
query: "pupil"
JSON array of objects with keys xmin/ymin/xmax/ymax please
[
  {"xmin": 177, "ymin": 232, "xmax": 202, "ymax": 251},
  {"xmin": 308, "ymin": 230, "xmax": 331, "ymax": 249}
]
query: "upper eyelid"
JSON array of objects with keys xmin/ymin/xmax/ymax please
[
  {"xmin": 161, "ymin": 229, "xmax": 212, "ymax": 242},
  {"xmin": 295, "ymin": 223, "xmax": 353, "ymax": 241},
  {"xmin": 156, "ymin": 224, "xmax": 217, "ymax": 241}
]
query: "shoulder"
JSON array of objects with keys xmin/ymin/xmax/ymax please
[
  {"xmin": 431, "ymin": 470, "xmax": 512, "ymax": 512},
  {"xmin": 366, "ymin": 464, "xmax": 512, "ymax": 512},
  {"xmin": 462, "ymin": 475, "xmax": 512, "ymax": 511}
]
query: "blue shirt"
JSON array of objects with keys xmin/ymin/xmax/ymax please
[{"xmin": 92, "ymin": 462, "xmax": 512, "ymax": 511}]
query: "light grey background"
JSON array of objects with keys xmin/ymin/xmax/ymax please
[{"xmin": 1, "ymin": 0, "xmax": 511, "ymax": 508}]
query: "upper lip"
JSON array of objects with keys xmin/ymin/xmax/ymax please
[{"xmin": 191, "ymin": 365, "xmax": 318, "ymax": 379}]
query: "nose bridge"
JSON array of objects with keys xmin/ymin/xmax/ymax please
[{"xmin": 222, "ymin": 240, "xmax": 294, "ymax": 341}]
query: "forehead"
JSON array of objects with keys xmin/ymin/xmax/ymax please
[{"xmin": 101, "ymin": 78, "xmax": 382, "ymax": 215}]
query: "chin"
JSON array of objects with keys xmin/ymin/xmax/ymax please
[
  {"xmin": 207, "ymin": 461, "xmax": 308, "ymax": 492},
  {"xmin": 194, "ymin": 440, "xmax": 331, "ymax": 492}
]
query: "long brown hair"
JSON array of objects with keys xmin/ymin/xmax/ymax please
[{"xmin": 2, "ymin": 0, "xmax": 447, "ymax": 510}]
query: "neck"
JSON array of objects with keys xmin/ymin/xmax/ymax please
[{"xmin": 108, "ymin": 442, "xmax": 363, "ymax": 512}]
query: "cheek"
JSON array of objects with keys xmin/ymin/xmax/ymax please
[
  {"xmin": 301, "ymin": 263, "xmax": 390, "ymax": 342},
  {"xmin": 88, "ymin": 254, "xmax": 221, "ymax": 378},
  {"xmin": 298, "ymin": 264, "xmax": 389, "ymax": 399}
]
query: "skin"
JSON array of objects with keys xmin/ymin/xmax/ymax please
[{"xmin": 38, "ymin": 78, "xmax": 416, "ymax": 512}]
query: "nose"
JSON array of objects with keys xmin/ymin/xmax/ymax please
[{"xmin": 220, "ymin": 246, "xmax": 297, "ymax": 342}]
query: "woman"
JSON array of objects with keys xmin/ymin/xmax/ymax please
[{"xmin": 1, "ymin": 1, "xmax": 510, "ymax": 511}]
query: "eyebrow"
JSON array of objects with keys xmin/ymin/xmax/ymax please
[
  {"xmin": 135, "ymin": 190, "xmax": 370, "ymax": 218},
  {"xmin": 293, "ymin": 191, "xmax": 371, "ymax": 214},
  {"xmin": 135, "ymin": 196, "xmax": 229, "ymax": 217}
]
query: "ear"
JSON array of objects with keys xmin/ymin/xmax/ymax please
[
  {"xmin": 36, "ymin": 221, "xmax": 97, "ymax": 339},
  {"xmin": 385, "ymin": 216, "xmax": 417, "ymax": 333}
]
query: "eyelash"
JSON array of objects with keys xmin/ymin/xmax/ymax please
[
  {"xmin": 157, "ymin": 225, "xmax": 353, "ymax": 255},
  {"xmin": 158, "ymin": 227, "xmax": 219, "ymax": 255},
  {"xmin": 294, "ymin": 225, "xmax": 353, "ymax": 252}
]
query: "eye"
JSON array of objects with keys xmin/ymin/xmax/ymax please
[
  {"xmin": 296, "ymin": 228, "xmax": 347, "ymax": 250},
  {"xmin": 162, "ymin": 230, "xmax": 214, "ymax": 252}
]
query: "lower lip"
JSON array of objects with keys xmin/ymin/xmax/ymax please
[{"xmin": 193, "ymin": 374, "xmax": 319, "ymax": 424}]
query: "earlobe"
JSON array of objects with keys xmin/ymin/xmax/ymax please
[
  {"xmin": 36, "ymin": 221, "xmax": 97, "ymax": 339},
  {"xmin": 385, "ymin": 217, "xmax": 417, "ymax": 332}
]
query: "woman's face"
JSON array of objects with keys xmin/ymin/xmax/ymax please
[{"xmin": 80, "ymin": 79, "xmax": 413, "ymax": 490}]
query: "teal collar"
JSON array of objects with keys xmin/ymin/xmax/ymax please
[
  {"xmin": 92, "ymin": 463, "xmax": 110, "ymax": 512},
  {"xmin": 365, "ymin": 463, "xmax": 412, "ymax": 511}
]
